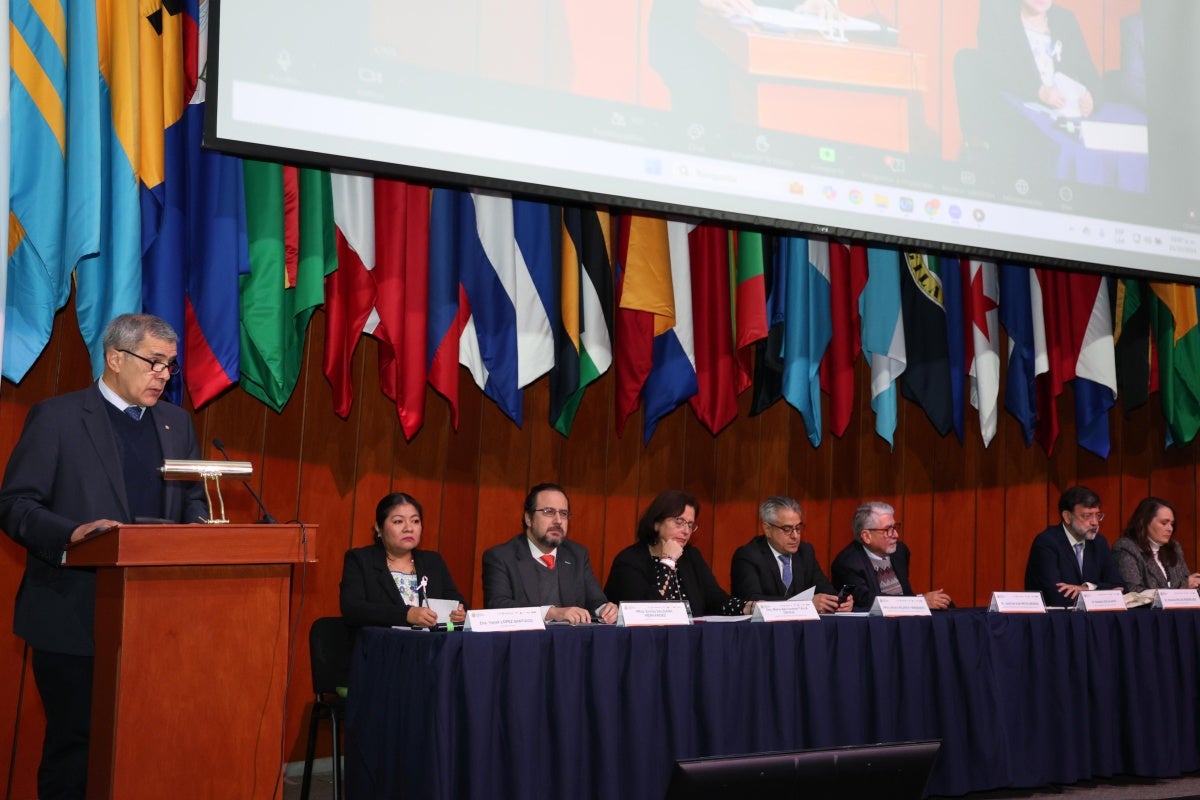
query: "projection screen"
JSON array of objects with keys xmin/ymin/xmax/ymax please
[{"xmin": 206, "ymin": 0, "xmax": 1200, "ymax": 279}]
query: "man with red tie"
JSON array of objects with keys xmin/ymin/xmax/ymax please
[{"xmin": 482, "ymin": 482, "xmax": 618, "ymax": 624}]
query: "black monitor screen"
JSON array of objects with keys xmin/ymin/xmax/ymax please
[{"xmin": 665, "ymin": 739, "xmax": 941, "ymax": 800}]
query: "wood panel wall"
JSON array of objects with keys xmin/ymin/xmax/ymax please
[{"xmin": 1, "ymin": 299, "xmax": 1194, "ymax": 798}]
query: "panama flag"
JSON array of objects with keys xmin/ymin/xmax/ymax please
[{"xmin": 1034, "ymin": 269, "xmax": 1117, "ymax": 457}]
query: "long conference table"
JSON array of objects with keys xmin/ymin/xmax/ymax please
[{"xmin": 346, "ymin": 609, "xmax": 1200, "ymax": 799}]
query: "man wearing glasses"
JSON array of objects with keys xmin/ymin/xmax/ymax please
[
  {"xmin": 731, "ymin": 496, "xmax": 852, "ymax": 613},
  {"xmin": 831, "ymin": 501, "xmax": 953, "ymax": 611},
  {"xmin": 482, "ymin": 482, "xmax": 618, "ymax": 624},
  {"xmin": 0, "ymin": 313, "xmax": 207, "ymax": 799},
  {"xmin": 1024, "ymin": 485, "xmax": 1123, "ymax": 607}
]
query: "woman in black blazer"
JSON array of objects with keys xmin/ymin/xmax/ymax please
[
  {"xmin": 605, "ymin": 489, "xmax": 752, "ymax": 617},
  {"xmin": 339, "ymin": 492, "xmax": 467, "ymax": 627}
]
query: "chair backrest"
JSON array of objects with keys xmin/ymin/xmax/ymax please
[{"xmin": 308, "ymin": 616, "xmax": 353, "ymax": 696}]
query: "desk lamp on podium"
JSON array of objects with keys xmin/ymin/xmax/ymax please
[{"xmin": 160, "ymin": 458, "xmax": 252, "ymax": 523}]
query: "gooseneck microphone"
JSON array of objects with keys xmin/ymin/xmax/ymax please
[{"xmin": 212, "ymin": 438, "xmax": 278, "ymax": 524}]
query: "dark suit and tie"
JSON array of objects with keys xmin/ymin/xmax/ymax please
[
  {"xmin": 0, "ymin": 316, "xmax": 206, "ymax": 799},
  {"xmin": 482, "ymin": 533, "xmax": 609, "ymax": 612},
  {"xmin": 731, "ymin": 536, "xmax": 837, "ymax": 601},
  {"xmin": 1024, "ymin": 524, "xmax": 1123, "ymax": 607}
]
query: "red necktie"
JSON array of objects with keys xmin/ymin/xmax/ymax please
[{"xmin": 540, "ymin": 554, "xmax": 555, "ymax": 569}]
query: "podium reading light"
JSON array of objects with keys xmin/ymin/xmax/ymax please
[{"xmin": 160, "ymin": 459, "xmax": 253, "ymax": 524}]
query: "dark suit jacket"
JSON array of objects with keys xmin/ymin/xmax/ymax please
[
  {"xmin": 830, "ymin": 540, "xmax": 915, "ymax": 611},
  {"xmin": 731, "ymin": 536, "xmax": 836, "ymax": 601},
  {"xmin": 1024, "ymin": 524, "xmax": 1123, "ymax": 606},
  {"xmin": 604, "ymin": 542, "xmax": 736, "ymax": 617},
  {"xmin": 340, "ymin": 543, "xmax": 467, "ymax": 628},
  {"xmin": 481, "ymin": 533, "xmax": 608, "ymax": 611},
  {"xmin": 0, "ymin": 385, "xmax": 206, "ymax": 655}
]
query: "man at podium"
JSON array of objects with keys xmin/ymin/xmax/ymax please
[{"xmin": 0, "ymin": 313, "xmax": 206, "ymax": 800}]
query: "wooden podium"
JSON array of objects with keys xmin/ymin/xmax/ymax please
[{"xmin": 65, "ymin": 523, "xmax": 317, "ymax": 800}]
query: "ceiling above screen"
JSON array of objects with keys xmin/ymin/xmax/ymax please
[{"xmin": 207, "ymin": 0, "xmax": 1200, "ymax": 280}]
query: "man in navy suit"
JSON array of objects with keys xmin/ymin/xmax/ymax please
[
  {"xmin": 482, "ymin": 482, "xmax": 618, "ymax": 624},
  {"xmin": 731, "ymin": 495, "xmax": 852, "ymax": 613},
  {"xmin": 0, "ymin": 314, "xmax": 206, "ymax": 799},
  {"xmin": 1025, "ymin": 485, "xmax": 1123, "ymax": 607}
]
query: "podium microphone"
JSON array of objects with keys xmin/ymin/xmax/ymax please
[{"xmin": 212, "ymin": 438, "xmax": 278, "ymax": 524}]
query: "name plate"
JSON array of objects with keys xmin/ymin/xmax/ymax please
[
  {"xmin": 869, "ymin": 596, "xmax": 931, "ymax": 617},
  {"xmin": 464, "ymin": 607, "xmax": 547, "ymax": 632},
  {"xmin": 616, "ymin": 601, "xmax": 691, "ymax": 627},
  {"xmin": 1074, "ymin": 589, "xmax": 1126, "ymax": 612},
  {"xmin": 1153, "ymin": 588, "xmax": 1200, "ymax": 609},
  {"xmin": 988, "ymin": 592, "xmax": 1047, "ymax": 614},
  {"xmin": 752, "ymin": 600, "xmax": 821, "ymax": 622}
]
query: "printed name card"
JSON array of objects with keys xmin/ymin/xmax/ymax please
[
  {"xmin": 1074, "ymin": 590, "xmax": 1126, "ymax": 612},
  {"xmin": 988, "ymin": 592, "xmax": 1048, "ymax": 614},
  {"xmin": 751, "ymin": 600, "xmax": 821, "ymax": 622},
  {"xmin": 616, "ymin": 601, "xmax": 691, "ymax": 627},
  {"xmin": 1153, "ymin": 588, "xmax": 1200, "ymax": 609},
  {"xmin": 869, "ymin": 596, "xmax": 931, "ymax": 617},
  {"xmin": 464, "ymin": 607, "xmax": 547, "ymax": 632}
]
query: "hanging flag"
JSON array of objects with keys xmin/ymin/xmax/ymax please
[
  {"xmin": 900, "ymin": 253, "xmax": 953, "ymax": 436},
  {"xmin": 456, "ymin": 194, "xmax": 555, "ymax": 426},
  {"xmin": 861, "ymin": 249, "xmax": 907, "ymax": 448},
  {"xmin": 0, "ymin": 0, "xmax": 10, "ymax": 379},
  {"xmin": 324, "ymin": 173, "xmax": 378, "ymax": 418},
  {"xmin": 75, "ymin": 0, "xmax": 143, "ymax": 377},
  {"xmin": 550, "ymin": 206, "xmax": 613, "ymax": 436},
  {"xmin": 372, "ymin": 180, "xmax": 430, "ymax": 440},
  {"xmin": 143, "ymin": 0, "xmax": 248, "ymax": 407},
  {"xmin": 942, "ymin": 257, "xmax": 966, "ymax": 442},
  {"xmin": 613, "ymin": 214, "xmax": 668, "ymax": 436},
  {"xmin": 7, "ymin": 0, "xmax": 100, "ymax": 381},
  {"xmin": 1147, "ymin": 283, "xmax": 1200, "ymax": 445},
  {"xmin": 239, "ymin": 163, "xmax": 337, "ymax": 412},
  {"xmin": 781, "ymin": 237, "xmax": 831, "ymax": 446},
  {"xmin": 688, "ymin": 223, "xmax": 739, "ymax": 435},
  {"xmin": 999, "ymin": 264, "xmax": 1041, "ymax": 445},
  {"xmin": 617, "ymin": 217, "xmax": 697, "ymax": 442},
  {"xmin": 732, "ymin": 230, "xmax": 768, "ymax": 394},
  {"xmin": 1033, "ymin": 270, "xmax": 1117, "ymax": 457},
  {"xmin": 641, "ymin": 222, "xmax": 697, "ymax": 442},
  {"xmin": 965, "ymin": 260, "xmax": 1001, "ymax": 446},
  {"xmin": 749, "ymin": 235, "xmax": 785, "ymax": 416},
  {"xmin": 1113, "ymin": 277, "xmax": 1155, "ymax": 413},
  {"xmin": 426, "ymin": 189, "xmax": 473, "ymax": 429},
  {"xmin": 818, "ymin": 241, "xmax": 867, "ymax": 437}
]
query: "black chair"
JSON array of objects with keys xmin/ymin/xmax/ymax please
[{"xmin": 301, "ymin": 616, "xmax": 352, "ymax": 800}]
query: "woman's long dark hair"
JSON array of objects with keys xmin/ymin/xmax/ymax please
[{"xmin": 1122, "ymin": 496, "xmax": 1179, "ymax": 568}]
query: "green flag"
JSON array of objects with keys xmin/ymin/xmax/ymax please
[{"xmin": 239, "ymin": 162, "xmax": 337, "ymax": 412}]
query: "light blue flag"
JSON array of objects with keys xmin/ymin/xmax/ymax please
[
  {"xmin": 861, "ymin": 248, "xmax": 907, "ymax": 447},
  {"xmin": 6, "ymin": 0, "xmax": 101, "ymax": 381},
  {"xmin": 781, "ymin": 237, "xmax": 832, "ymax": 446}
]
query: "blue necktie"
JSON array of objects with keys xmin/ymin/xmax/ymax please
[
  {"xmin": 779, "ymin": 554, "xmax": 792, "ymax": 592},
  {"xmin": 1074, "ymin": 542, "xmax": 1084, "ymax": 575},
  {"xmin": 125, "ymin": 406, "xmax": 143, "ymax": 421}
]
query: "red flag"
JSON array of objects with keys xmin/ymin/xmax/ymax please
[
  {"xmin": 818, "ymin": 242, "xmax": 867, "ymax": 437},
  {"xmin": 325, "ymin": 175, "xmax": 377, "ymax": 418},
  {"xmin": 688, "ymin": 224, "xmax": 738, "ymax": 435},
  {"xmin": 373, "ymin": 181, "xmax": 431, "ymax": 440}
]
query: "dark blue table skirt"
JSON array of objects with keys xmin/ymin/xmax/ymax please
[{"xmin": 345, "ymin": 609, "xmax": 1200, "ymax": 800}]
